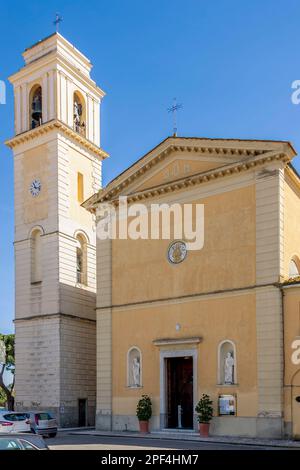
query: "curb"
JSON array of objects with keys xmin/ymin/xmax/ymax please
[
  {"xmin": 58, "ymin": 426, "xmax": 95, "ymax": 432},
  {"xmin": 67, "ymin": 430, "xmax": 300, "ymax": 449}
]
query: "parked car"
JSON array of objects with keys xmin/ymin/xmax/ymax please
[
  {"xmin": 27, "ymin": 412, "xmax": 57, "ymax": 438},
  {"xmin": 0, "ymin": 412, "xmax": 31, "ymax": 433},
  {"xmin": 0, "ymin": 433, "xmax": 48, "ymax": 450}
]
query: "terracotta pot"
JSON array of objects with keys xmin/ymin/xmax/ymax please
[
  {"xmin": 199, "ymin": 422, "xmax": 210, "ymax": 437},
  {"xmin": 139, "ymin": 420, "xmax": 149, "ymax": 433}
]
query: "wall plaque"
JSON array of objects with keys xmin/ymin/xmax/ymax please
[{"xmin": 218, "ymin": 394, "xmax": 236, "ymax": 416}]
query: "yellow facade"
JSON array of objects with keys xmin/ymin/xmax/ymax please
[
  {"xmin": 283, "ymin": 286, "xmax": 300, "ymax": 438},
  {"xmin": 85, "ymin": 135, "xmax": 300, "ymax": 439},
  {"xmin": 112, "ymin": 185, "xmax": 256, "ymax": 304},
  {"xmin": 112, "ymin": 293, "xmax": 258, "ymax": 418},
  {"xmin": 109, "ymin": 183, "xmax": 258, "ymax": 433},
  {"xmin": 9, "ymin": 32, "xmax": 300, "ymax": 438}
]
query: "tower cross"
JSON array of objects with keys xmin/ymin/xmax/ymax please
[
  {"xmin": 53, "ymin": 13, "xmax": 63, "ymax": 32},
  {"xmin": 167, "ymin": 98, "xmax": 183, "ymax": 137}
]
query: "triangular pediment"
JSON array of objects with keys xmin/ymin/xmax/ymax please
[
  {"xmin": 129, "ymin": 154, "xmax": 234, "ymax": 193},
  {"xmin": 83, "ymin": 136, "xmax": 295, "ymax": 210}
]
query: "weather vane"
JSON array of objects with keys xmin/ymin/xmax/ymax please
[
  {"xmin": 54, "ymin": 13, "xmax": 63, "ymax": 32},
  {"xmin": 167, "ymin": 98, "xmax": 183, "ymax": 137}
]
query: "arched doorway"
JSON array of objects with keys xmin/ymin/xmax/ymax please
[{"xmin": 292, "ymin": 369, "xmax": 300, "ymax": 439}]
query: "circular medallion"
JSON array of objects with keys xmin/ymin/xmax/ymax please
[
  {"xmin": 167, "ymin": 241, "xmax": 187, "ymax": 264},
  {"xmin": 29, "ymin": 179, "xmax": 41, "ymax": 197}
]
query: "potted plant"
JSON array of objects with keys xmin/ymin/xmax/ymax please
[
  {"xmin": 136, "ymin": 394, "xmax": 152, "ymax": 433},
  {"xmin": 195, "ymin": 394, "xmax": 213, "ymax": 437}
]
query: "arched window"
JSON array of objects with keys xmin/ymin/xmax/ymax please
[
  {"xmin": 73, "ymin": 92, "xmax": 86, "ymax": 136},
  {"xmin": 75, "ymin": 233, "xmax": 87, "ymax": 285},
  {"xmin": 127, "ymin": 347, "xmax": 142, "ymax": 387},
  {"xmin": 218, "ymin": 340, "xmax": 237, "ymax": 385},
  {"xmin": 30, "ymin": 85, "xmax": 42, "ymax": 129},
  {"xmin": 289, "ymin": 257, "xmax": 300, "ymax": 278},
  {"xmin": 30, "ymin": 228, "xmax": 43, "ymax": 283}
]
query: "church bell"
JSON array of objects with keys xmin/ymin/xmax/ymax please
[{"xmin": 31, "ymin": 90, "xmax": 42, "ymax": 126}]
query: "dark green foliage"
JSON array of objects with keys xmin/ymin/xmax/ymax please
[
  {"xmin": 136, "ymin": 394, "xmax": 152, "ymax": 421},
  {"xmin": 195, "ymin": 394, "xmax": 213, "ymax": 423}
]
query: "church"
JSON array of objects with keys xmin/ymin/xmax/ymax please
[{"xmin": 5, "ymin": 33, "xmax": 300, "ymax": 439}]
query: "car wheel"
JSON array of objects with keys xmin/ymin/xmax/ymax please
[{"xmin": 49, "ymin": 433, "xmax": 57, "ymax": 438}]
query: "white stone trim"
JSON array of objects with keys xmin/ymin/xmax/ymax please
[
  {"xmin": 42, "ymin": 73, "xmax": 48, "ymax": 123},
  {"xmin": 128, "ymin": 153, "xmax": 239, "ymax": 193},
  {"xmin": 127, "ymin": 346, "xmax": 143, "ymax": 388},
  {"xmin": 255, "ymin": 167, "xmax": 284, "ymax": 418},
  {"xmin": 159, "ymin": 348, "xmax": 198, "ymax": 431},
  {"xmin": 100, "ymin": 285, "xmax": 260, "ymax": 312},
  {"xmin": 73, "ymin": 229, "xmax": 90, "ymax": 245},
  {"xmin": 28, "ymin": 225, "xmax": 45, "ymax": 238},
  {"xmin": 153, "ymin": 337, "xmax": 202, "ymax": 347},
  {"xmin": 255, "ymin": 286, "xmax": 283, "ymax": 417},
  {"xmin": 15, "ymin": 86, "xmax": 21, "ymax": 134},
  {"xmin": 217, "ymin": 339, "xmax": 237, "ymax": 385}
]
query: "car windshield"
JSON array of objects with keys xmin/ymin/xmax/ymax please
[
  {"xmin": 3, "ymin": 413, "xmax": 28, "ymax": 421},
  {"xmin": 0, "ymin": 438, "xmax": 22, "ymax": 450},
  {"xmin": 20, "ymin": 440, "xmax": 38, "ymax": 450},
  {"xmin": 21, "ymin": 438, "xmax": 47, "ymax": 449}
]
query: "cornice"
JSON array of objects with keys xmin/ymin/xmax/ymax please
[
  {"xmin": 153, "ymin": 337, "xmax": 202, "ymax": 347},
  {"xmin": 281, "ymin": 275, "xmax": 300, "ymax": 287},
  {"xmin": 286, "ymin": 164, "xmax": 300, "ymax": 190},
  {"xmin": 84, "ymin": 143, "xmax": 290, "ymax": 212},
  {"xmin": 5, "ymin": 119, "xmax": 109, "ymax": 160},
  {"xmin": 9, "ymin": 52, "xmax": 105, "ymax": 99}
]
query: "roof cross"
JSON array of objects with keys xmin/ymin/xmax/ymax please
[{"xmin": 53, "ymin": 13, "xmax": 63, "ymax": 32}]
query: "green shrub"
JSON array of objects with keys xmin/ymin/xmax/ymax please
[
  {"xmin": 195, "ymin": 394, "xmax": 213, "ymax": 423},
  {"xmin": 136, "ymin": 394, "xmax": 152, "ymax": 421}
]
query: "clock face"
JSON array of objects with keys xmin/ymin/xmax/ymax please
[
  {"xmin": 167, "ymin": 241, "xmax": 187, "ymax": 264},
  {"xmin": 29, "ymin": 179, "xmax": 42, "ymax": 197}
]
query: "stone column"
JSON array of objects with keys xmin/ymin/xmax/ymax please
[
  {"xmin": 95, "ymin": 223, "xmax": 112, "ymax": 430},
  {"xmin": 255, "ymin": 164, "xmax": 285, "ymax": 438},
  {"xmin": 21, "ymin": 83, "xmax": 28, "ymax": 132},
  {"xmin": 42, "ymin": 73, "xmax": 48, "ymax": 123},
  {"xmin": 15, "ymin": 86, "xmax": 21, "ymax": 134}
]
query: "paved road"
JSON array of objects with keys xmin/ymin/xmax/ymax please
[{"xmin": 47, "ymin": 432, "xmax": 285, "ymax": 450}]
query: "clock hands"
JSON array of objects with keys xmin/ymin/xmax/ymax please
[{"xmin": 30, "ymin": 180, "xmax": 41, "ymax": 196}]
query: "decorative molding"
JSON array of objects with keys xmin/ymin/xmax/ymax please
[
  {"xmin": 83, "ymin": 138, "xmax": 294, "ymax": 211},
  {"xmin": 153, "ymin": 337, "xmax": 202, "ymax": 347},
  {"xmin": 159, "ymin": 348, "xmax": 198, "ymax": 430},
  {"xmin": 97, "ymin": 282, "xmax": 278, "ymax": 311},
  {"xmin": 14, "ymin": 312, "xmax": 96, "ymax": 323},
  {"xmin": 5, "ymin": 119, "xmax": 109, "ymax": 160}
]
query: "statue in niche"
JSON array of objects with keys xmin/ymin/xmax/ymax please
[
  {"xmin": 132, "ymin": 356, "xmax": 140, "ymax": 386},
  {"xmin": 224, "ymin": 351, "xmax": 234, "ymax": 384}
]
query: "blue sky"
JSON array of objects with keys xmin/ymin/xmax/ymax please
[{"xmin": 1, "ymin": 0, "xmax": 300, "ymax": 333}]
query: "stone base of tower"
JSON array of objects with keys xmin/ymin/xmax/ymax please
[{"xmin": 14, "ymin": 314, "xmax": 96, "ymax": 427}]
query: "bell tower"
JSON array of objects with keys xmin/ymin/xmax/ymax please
[{"xmin": 6, "ymin": 33, "xmax": 108, "ymax": 426}]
